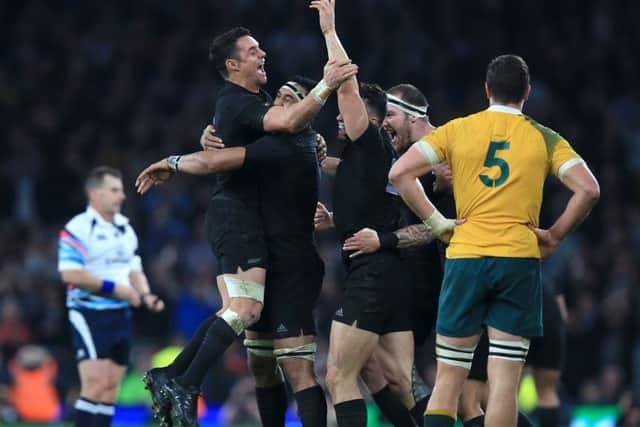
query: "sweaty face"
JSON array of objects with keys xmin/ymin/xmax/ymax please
[
  {"xmin": 233, "ymin": 35, "xmax": 267, "ymax": 85},
  {"xmin": 383, "ymin": 105, "xmax": 412, "ymax": 152},
  {"xmin": 90, "ymin": 175, "xmax": 126, "ymax": 217}
]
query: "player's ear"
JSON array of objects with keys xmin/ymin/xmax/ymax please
[
  {"xmin": 226, "ymin": 58, "xmax": 240, "ymax": 73},
  {"xmin": 484, "ymin": 81, "xmax": 491, "ymax": 101}
]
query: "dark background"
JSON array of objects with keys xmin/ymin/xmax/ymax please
[{"xmin": 1, "ymin": 0, "xmax": 639, "ymax": 422}]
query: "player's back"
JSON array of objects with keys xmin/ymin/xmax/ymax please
[{"xmin": 421, "ymin": 105, "xmax": 580, "ymax": 259}]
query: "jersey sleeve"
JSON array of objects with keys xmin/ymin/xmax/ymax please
[
  {"xmin": 244, "ymin": 136, "xmax": 291, "ymax": 170},
  {"xmin": 236, "ymin": 94, "xmax": 271, "ymax": 133},
  {"xmin": 128, "ymin": 228, "xmax": 143, "ymax": 272},
  {"xmin": 413, "ymin": 120, "xmax": 455, "ymax": 165},
  {"xmin": 549, "ymin": 139, "xmax": 582, "ymax": 180},
  {"xmin": 58, "ymin": 222, "xmax": 88, "ymax": 271}
]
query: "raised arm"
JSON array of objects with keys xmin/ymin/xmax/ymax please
[{"xmin": 311, "ymin": 0, "xmax": 368, "ymax": 141}]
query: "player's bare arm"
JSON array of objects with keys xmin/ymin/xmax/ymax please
[
  {"xmin": 390, "ymin": 144, "xmax": 462, "ymax": 243},
  {"xmin": 311, "ymin": 0, "xmax": 368, "ymax": 140},
  {"xmin": 341, "ymin": 223, "xmax": 435, "ymax": 258},
  {"xmin": 135, "ymin": 148, "xmax": 247, "ymax": 194},
  {"xmin": 60, "ymin": 269, "xmax": 141, "ymax": 307},
  {"xmin": 263, "ymin": 59, "xmax": 357, "ymax": 133},
  {"xmin": 530, "ymin": 161, "xmax": 599, "ymax": 258}
]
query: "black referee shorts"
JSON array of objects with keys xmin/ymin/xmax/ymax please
[
  {"xmin": 206, "ymin": 196, "xmax": 268, "ymax": 274},
  {"xmin": 248, "ymin": 254, "xmax": 324, "ymax": 339},
  {"xmin": 334, "ymin": 251, "xmax": 412, "ymax": 335}
]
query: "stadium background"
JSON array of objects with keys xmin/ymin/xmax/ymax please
[{"xmin": 1, "ymin": 0, "xmax": 639, "ymax": 425}]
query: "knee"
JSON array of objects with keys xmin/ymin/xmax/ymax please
[
  {"xmin": 81, "ymin": 373, "xmax": 109, "ymax": 400},
  {"xmin": 248, "ymin": 354, "xmax": 281, "ymax": 387},
  {"xmin": 385, "ymin": 369, "xmax": 412, "ymax": 395},
  {"xmin": 280, "ymin": 359, "xmax": 317, "ymax": 392},
  {"xmin": 325, "ymin": 365, "xmax": 340, "ymax": 397},
  {"xmin": 229, "ymin": 300, "xmax": 263, "ymax": 327}
]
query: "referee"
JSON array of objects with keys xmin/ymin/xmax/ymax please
[{"xmin": 58, "ymin": 166, "xmax": 164, "ymax": 427}]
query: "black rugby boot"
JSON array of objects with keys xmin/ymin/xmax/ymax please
[
  {"xmin": 163, "ymin": 379, "xmax": 200, "ymax": 427},
  {"xmin": 143, "ymin": 368, "xmax": 173, "ymax": 427}
]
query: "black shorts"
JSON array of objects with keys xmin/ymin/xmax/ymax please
[
  {"xmin": 206, "ymin": 195, "xmax": 268, "ymax": 274},
  {"xmin": 68, "ymin": 307, "xmax": 131, "ymax": 366},
  {"xmin": 404, "ymin": 245, "xmax": 444, "ymax": 346},
  {"xmin": 333, "ymin": 251, "xmax": 412, "ymax": 335},
  {"xmin": 527, "ymin": 288, "xmax": 565, "ymax": 370},
  {"xmin": 248, "ymin": 254, "xmax": 324, "ymax": 339}
]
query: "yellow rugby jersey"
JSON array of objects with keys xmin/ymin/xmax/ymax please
[{"xmin": 416, "ymin": 105, "xmax": 582, "ymax": 259}]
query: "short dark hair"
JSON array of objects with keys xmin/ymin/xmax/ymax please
[
  {"xmin": 387, "ymin": 83, "xmax": 429, "ymax": 111},
  {"xmin": 486, "ymin": 54, "xmax": 530, "ymax": 104},
  {"xmin": 289, "ymin": 75, "xmax": 317, "ymax": 93},
  {"xmin": 359, "ymin": 82, "xmax": 387, "ymax": 123},
  {"xmin": 209, "ymin": 27, "xmax": 252, "ymax": 78},
  {"xmin": 85, "ymin": 166, "xmax": 122, "ymax": 193}
]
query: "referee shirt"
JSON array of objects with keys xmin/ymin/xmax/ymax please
[{"xmin": 58, "ymin": 206, "xmax": 142, "ymax": 310}]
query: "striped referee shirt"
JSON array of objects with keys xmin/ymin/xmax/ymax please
[{"xmin": 58, "ymin": 206, "xmax": 142, "ymax": 310}]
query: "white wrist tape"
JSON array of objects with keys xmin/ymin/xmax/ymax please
[
  {"xmin": 423, "ymin": 209, "xmax": 455, "ymax": 239},
  {"xmin": 310, "ymin": 79, "xmax": 333, "ymax": 105}
]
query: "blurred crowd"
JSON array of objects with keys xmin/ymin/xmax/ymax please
[{"xmin": 1, "ymin": 0, "xmax": 640, "ymax": 423}]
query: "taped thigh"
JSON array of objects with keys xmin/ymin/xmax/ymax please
[
  {"xmin": 223, "ymin": 275, "xmax": 265, "ymax": 303},
  {"xmin": 274, "ymin": 343, "xmax": 317, "ymax": 362},
  {"xmin": 435, "ymin": 336, "xmax": 476, "ymax": 370},
  {"xmin": 488, "ymin": 339, "xmax": 530, "ymax": 362},
  {"xmin": 244, "ymin": 338, "xmax": 275, "ymax": 358}
]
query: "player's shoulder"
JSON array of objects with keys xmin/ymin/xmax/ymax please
[{"xmin": 522, "ymin": 115, "xmax": 568, "ymax": 153}]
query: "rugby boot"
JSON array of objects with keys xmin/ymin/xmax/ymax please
[
  {"xmin": 163, "ymin": 378, "xmax": 200, "ymax": 427},
  {"xmin": 142, "ymin": 368, "xmax": 173, "ymax": 427}
]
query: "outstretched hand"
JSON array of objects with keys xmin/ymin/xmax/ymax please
[
  {"xmin": 310, "ymin": 0, "xmax": 336, "ymax": 34},
  {"xmin": 135, "ymin": 160, "xmax": 173, "ymax": 195}
]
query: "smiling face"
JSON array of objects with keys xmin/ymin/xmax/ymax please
[
  {"xmin": 383, "ymin": 105, "xmax": 413, "ymax": 152},
  {"xmin": 228, "ymin": 35, "xmax": 267, "ymax": 87}
]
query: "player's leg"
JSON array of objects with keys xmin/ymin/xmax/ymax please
[
  {"xmin": 424, "ymin": 258, "xmax": 488, "ymax": 427},
  {"xmin": 326, "ymin": 321, "xmax": 379, "ymax": 427},
  {"xmin": 144, "ymin": 276, "xmax": 226, "ymax": 426},
  {"xmin": 275, "ymin": 334, "xmax": 327, "ymax": 427},
  {"xmin": 175, "ymin": 266, "xmax": 266, "ymax": 388},
  {"xmin": 360, "ymin": 355, "xmax": 415, "ymax": 427},
  {"xmin": 532, "ymin": 368, "xmax": 561, "ymax": 427},
  {"xmin": 528, "ymin": 288, "xmax": 566, "ymax": 427},
  {"xmin": 245, "ymin": 330, "xmax": 288, "ymax": 427},
  {"xmin": 484, "ymin": 327, "xmax": 528, "ymax": 427},
  {"xmin": 376, "ymin": 331, "xmax": 415, "ymax": 410},
  {"xmin": 459, "ymin": 331, "xmax": 488, "ymax": 426},
  {"xmin": 484, "ymin": 258, "xmax": 542, "ymax": 427}
]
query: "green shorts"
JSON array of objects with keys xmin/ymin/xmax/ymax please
[{"xmin": 436, "ymin": 257, "xmax": 543, "ymax": 338}]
